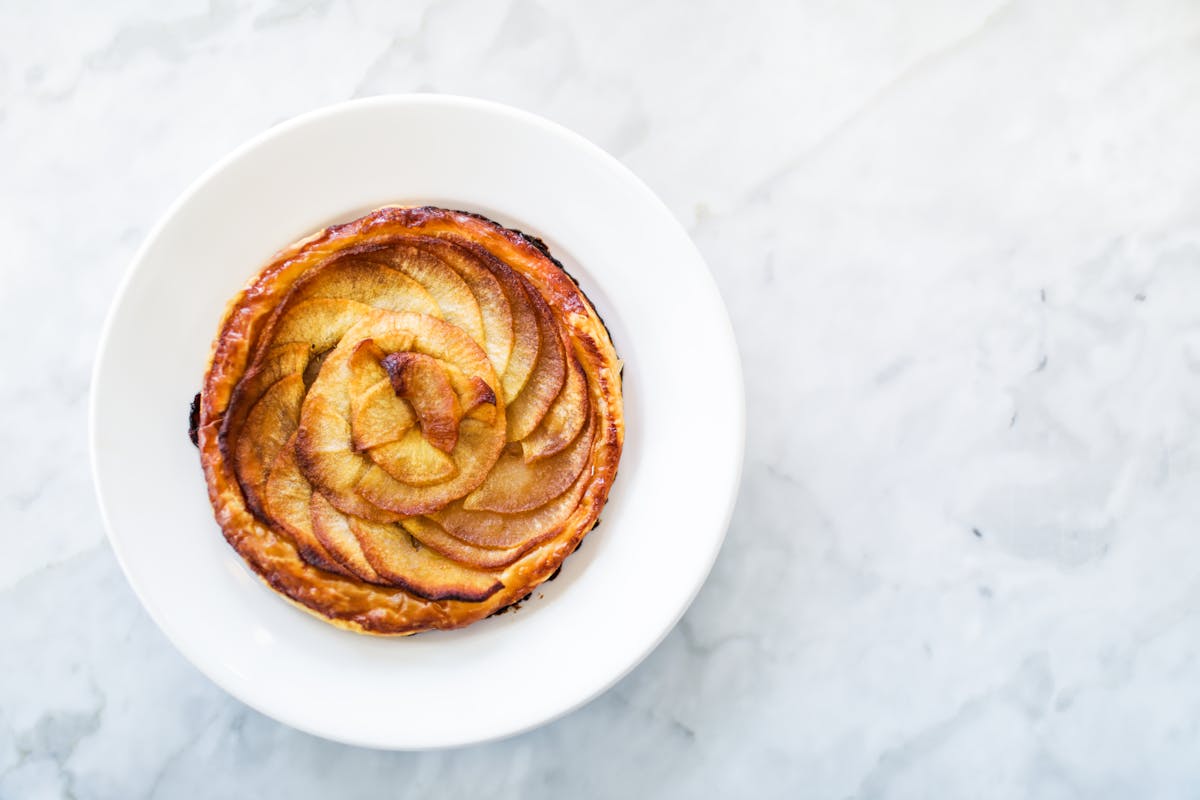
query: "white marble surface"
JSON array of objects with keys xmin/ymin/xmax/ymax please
[{"xmin": 4, "ymin": 0, "xmax": 1200, "ymax": 796}]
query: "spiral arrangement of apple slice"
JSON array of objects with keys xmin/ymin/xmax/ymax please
[{"xmin": 204, "ymin": 208, "xmax": 621, "ymax": 632}]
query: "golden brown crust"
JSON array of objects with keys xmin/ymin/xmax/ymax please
[{"xmin": 198, "ymin": 206, "xmax": 624, "ymax": 635}]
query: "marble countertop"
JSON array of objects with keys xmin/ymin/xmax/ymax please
[{"xmin": 5, "ymin": 0, "xmax": 1200, "ymax": 796}]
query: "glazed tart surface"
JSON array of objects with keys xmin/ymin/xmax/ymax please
[{"xmin": 198, "ymin": 206, "xmax": 623, "ymax": 635}]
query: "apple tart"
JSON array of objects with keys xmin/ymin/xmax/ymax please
[{"xmin": 196, "ymin": 207, "xmax": 623, "ymax": 635}]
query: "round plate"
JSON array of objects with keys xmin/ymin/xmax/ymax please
[{"xmin": 90, "ymin": 95, "xmax": 743, "ymax": 749}]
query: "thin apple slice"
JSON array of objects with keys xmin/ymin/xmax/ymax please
[
  {"xmin": 233, "ymin": 373, "xmax": 304, "ymax": 513},
  {"xmin": 382, "ymin": 351, "xmax": 461, "ymax": 452},
  {"xmin": 222, "ymin": 342, "xmax": 311, "ymax": 449},
  {"xmin": 431, "ymin": 465, "xmax": 592, "ymax": 549},
  {"xmin": 368, "ymin": 247, "xmax": 485, "ymax": 347},
  {"xmin": 356, "ymin": 418, "xmax": 503, "ymax": 516},
  {"xmin": 349, "ymin": 518, "xmax": 503, "ymax": 601},
  {"xmin": 236, "ymin": 342, "xmax": 311, "ymax": 408},
  {"xmin": 262, "ymin": 438, "xmax": 353, "ymax": 577},
  {"xmin": 369, "ymin": 428, "xmax": 459, "ymax": 486},
  {"xmin": 347, "ymin": 340, "xmax": 416, "ymax": 450},
  {"xmin": 504, "ymin": 276, "xmax": 565, "ymax": 441},
  {"xmin": 347, "ymin": 339, "xmax": 396, "ymax": 396},
  {"xmin": 463, "ymin": 409, "xmax": 594, "ymax": 513},
  {"xmin": 350, "ymin": 378, "xmax": 416, "ymax": 451},
  {"xmin": 521, "ymin": 346, "xmax": 588, "ymax": 462},
  {"xmin": 290, "ymin": 256, "xmax": 441, "ymax": 318},
  {"xmin": 496, "ymin": 272, "xmax": 539, "ymax": 403},
  {"xmin": 417, "ymin": 238, "xmax": 514, "ymax": 377},
  {"xmin": 296, "ymin": 393, "xmax": 402, "ymax": 523},
  {"xmin": 270, "ymin": 297, "xmax": 374, "ymax": 352},
  {"xmin": 309, "ymin": 491, "xmax": 385, "ymax": 583},
  {"xmin": 458, "ymin": 375, "xmax": 498, "ymax": 424},
  {"xmin": 303, "ymin": 309, "xmax": 506, "ymax": 516},
  {"xmin": 400, "ymin": 517, "xmax": 533, "ymax": 569}
]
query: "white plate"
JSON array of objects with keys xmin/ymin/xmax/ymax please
[{"xmin": 90, "ymin": 95, "xmax": 743, "ymax": 749}]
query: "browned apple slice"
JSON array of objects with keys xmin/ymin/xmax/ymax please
[
  {"xmin": 301, "ymin": 309, "xmax": 506, "ymax": 515},
  {"xmin": 369, "ymin": 428, "xmax": 458, "ymax": 486},
  {"xmin": 270, "ymin": 297, "xmax": 374, "ymax": 352},
  {"xmin": 309, "ymin": 491, "xmax": 385, "ymax": 583},
  {"xmin": 262, "ymin": 438, "xmax": 353, "ymax": 577},
  {"xmin": 430, "ymin": 360, "xmax": 498, "ymax": 423},
  {"xmin": 289, "ymin": 255, "xmax": 441, "ymax": 318},
  {"xmin": 462, "ymin": 410, "xmax": 594, "ymax": 513},
  {"xmin": 236, "ymin": 342, "xmax": 312, "ymax": 408},
  {"xmin": 368, "ymin": 247, "xmax": 485, "ymax": 346},
  {"xmin": 221, "ymin": 342, "xmax": 311, "ymax": 452},
  {"xmin": 350, "ymin": 379, "xmax": 416, "ymax": 451},
  {"xmin": 521, "ymin": 346, "xmax": 588, "ymax": 462},
  {"xmin": 504, "ymin": 276, "xmax": 565, "ymax": 442},
  {"xmin": 233, "ymin": 373, "xmax": 305, "ymax": 513},
  {"xmin": 400, "ymin": 517, "xmax": 534, "ymax": 569},
  {"xmin": 458, "ymin": 376, "xmax": 497, "ymax": 424},
  {"xmin": 346, "ymin": 339, "xmax": 416, "ymax": 450},
  {"xmin": 496, "ymin": 272, "xmax": 540, "ymax": 402},
  {"xmin": 349, "ymin": 518, "xmax": 503, "ymax": 601},
  {"xmin": 356, "ymin": 418, "xmax": 504, "ymax": 516},
  {"xmin": 431, "ymin": 465, "xmax": 592, "ymax": 549},
  {"xmin": 382, "ymin": 351, "xmax": 461, "ymax": 452},
  {"xmin": 416, "ymin": 238, "xmax": 514, "ymax": 377},
  {"xmin": 296, "ymin": 393, "xmax": 402, "ymax": 523},
  {"xmin": 347, "ymin": 338, "xmax": 398, "ymax": 396}
]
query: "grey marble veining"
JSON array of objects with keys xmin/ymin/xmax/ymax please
[{"xmin": 4, "ymin": 0, "xmax": 1200, "ymax": 797}]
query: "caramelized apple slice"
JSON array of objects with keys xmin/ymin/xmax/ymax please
[
  {"xmin": 309, "ymin": 491, "xmax": 384, "ymax": 583},
  {"xmin": 382, "ymin": 351, "xmax": 461, "ymax": 452},
  {"xmin": 348, "ymin": 338, "xmax": 401, "ymax": 396},
  {"xmin": 262, "ymin": 438, "xmax": 353, "ymax": 577},
  {"xmin": 221, "ymin": 342, "xmax": 311, "ymax": 449},
  {"xmin": 458, "ymin": 375, "xmax": 498, "ymax": 424},
  {"xmin": 301, "ymin": 310, "xmax": 506, "ymax": 516},
  {"xmin": 350, "ymin": 379, "xmax": 416, "ymax": 451},
  {"xmin": 289, "ymin": 256, "xmax": 441, "ymax": 318},
  {"xmin": 369, "ymin": 428, "xmax": 458, "ymax": 486},
  {"xmin": 236, "ymin": 342, "xmax": 311, "ymax": 408},
  {"xmin": 296, "ymin": 393, "xmax": 402, "ymax": 523},
  {"xmin": 368, "ymin": 247, "xmax": 485, "ymax": 346},
  {"xmin": 347, "ymin": 340, "xmax": 416, "ymax": 450},
  {"xmin": 463, "ymin": 410, "xmax": 594, "ymax": 513},
  {"xmin": 270, "ymin": 297, "xmax": 373, "ymax": 352},
  {"xmin": 417, "ymin": 238, "xmax": 514, "ymax": 377},
  {"xmin": 431, "ymin": 465, "xmax": 592, "ymax": 549},
  {"xmin": 496, "ymin": 270, "xmax": 540, "ymax": 402},
  {"xmin": 349, "ymin": 518, "xmax": 503, "ymax": 601},
  {"xmin": 504, "ymin": 276, "xmax": 565, "ymax": 441},
  {"xmin": 521, "ymin": 346, "xmax": 588, "ymax": 462},
  {"xmin": 400, "ymin": 517, "xmax": 534, "ymax": 569},
  {"xmin": 356, "ymin": 418, "xmax": 504, "ymax": 516},
  {"xmin": 233, "ymin": 373, "xmax": 305, "ymax": 513}
]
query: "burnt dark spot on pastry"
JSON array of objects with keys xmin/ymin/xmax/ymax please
[
  {"xmin": 487, "ymin": 591, "xmax": 534, "ymax": 617},
  {"xmin": 302, "ymin": 348, "xmax": 331, "ymax": 388},
  {"xmin": 188, "ymin": 392, "xmax": 201, "ymax": 447}
]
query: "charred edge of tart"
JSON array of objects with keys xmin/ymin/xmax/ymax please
[
  {"xmin": 188, "ymin": 392, "xmax": 201, "ymax": 447},
  {"xmin": 488, "ymin": 591, "xmax": 534, "ymax": 618}
]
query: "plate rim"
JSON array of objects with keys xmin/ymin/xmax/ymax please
[{"xmin": 88, "ymin": 93, "xmax": 745, "ymax": 749}]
